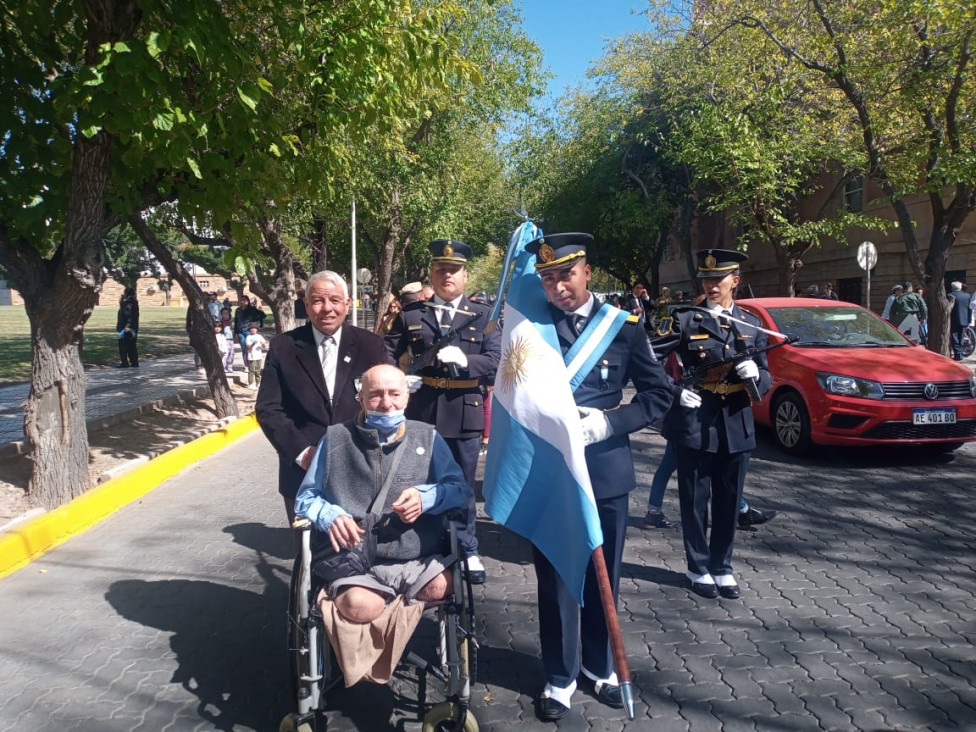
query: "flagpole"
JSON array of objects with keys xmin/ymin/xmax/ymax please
[{"xmin": 591, "ymin": 546, "xmax": 635, "ymax": 719}]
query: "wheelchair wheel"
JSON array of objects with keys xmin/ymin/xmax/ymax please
[
  {"xmin": 422, "ymin": 702, "xmax": 479, "ymax": 732},
  {"xmin": 287, "ymin": 554, "xmax": 307, "ymax": 700},
  {"xmin": 279, "ymin": 713, "xmax": 315, "ymax": 732}
]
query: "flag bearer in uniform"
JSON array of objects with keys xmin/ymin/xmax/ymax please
[{"xmin": 524, "ymin": 233, "xmax": 673, "ymax": 721}]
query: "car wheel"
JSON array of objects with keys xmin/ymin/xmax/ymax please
[{"xmin": 772, "ymin": 392, "xmax": 812, "ymax": 455}]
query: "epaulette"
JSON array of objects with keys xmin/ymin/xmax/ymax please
[{"xmin": 655, "ymin": 316, "xmax": 673, "ymax": 337}]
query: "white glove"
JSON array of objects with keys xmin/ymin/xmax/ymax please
[
  {"xmin": 437, "ymin": 345, "xmax": 468, "ymax": 369},
  {"xmin": 579, "ymin": 406, "xmax": 613, "ymax": 445},
  {"xmin": 679, "ymin": 389, "xmax": 702, "ymax": 409},
  {"xmin": 405, "ymin": 375, "xmax": 423, "ymax": 393},
  {"xmin": 735, "ymin": 359, "xmax": 759, "ymax": 381}
]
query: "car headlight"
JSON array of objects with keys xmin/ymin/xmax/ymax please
[
  {"xmin": 970, "ymin": 372, "xmax": 976, "ymax": 398},
  {"xmin": 816, "ymin": 372, "xmax": 885, "ymax": 400}
]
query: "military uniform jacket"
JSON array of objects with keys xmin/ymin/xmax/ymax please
[
  {"xmin": 652, "ymin": 304, "xmax": 772, "ymax": 453},
  {"xmin": 550, "ymin": 302, "xmax": 673, "ymax": 500},
  {"xmin": 384, "ymin": 296, "xmax": 500, "ymax": 440}
]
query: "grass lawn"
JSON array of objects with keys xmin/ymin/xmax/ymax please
[{"xmin": 0, "ymin": 306, "xmax": 193, "ymax": 384}]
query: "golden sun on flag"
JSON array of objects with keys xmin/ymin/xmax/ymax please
[{"xmin": 498, "ymin": 334, "xmax": 533, "ymax": 394}]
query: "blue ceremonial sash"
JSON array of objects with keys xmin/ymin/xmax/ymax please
[{"xmin": 563, "ymin": 303, "xmax": 630, "ymax": 392}]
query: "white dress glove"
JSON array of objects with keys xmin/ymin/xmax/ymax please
[
  {"xmin": 735, "ymin": 359, "xmax": 759, "ymax": 381},
  {"xmin": 679, "ymin": 388, "xmax": 703, "ymax": 409},
  {"xmin": 437, "ymin": 345, "xmax": 468, "ymax": 369},
  {"xmin": 579, "ymin": 406, "xmax": 613, "ymax": 445},
  {"xmin": 405, "ymin": 375, "xmax": 423, "ymax": 393}
]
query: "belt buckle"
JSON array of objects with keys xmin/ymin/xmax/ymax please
[
  {"xmin": 436, "ymin": 377, "xmax": 449, "ymax": 389},
  {"xmin": 715, "ymin": 383, "xmax": 729, "ymax": 395}
]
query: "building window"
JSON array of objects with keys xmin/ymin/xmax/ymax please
[{"xmin": 844, "ymin": 175, "xmax": 863, "ymax": 213}]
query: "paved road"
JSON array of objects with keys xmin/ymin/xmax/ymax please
[{"xmin": 1, "ymin": 428, "xmax": 975, "ymax": 731}]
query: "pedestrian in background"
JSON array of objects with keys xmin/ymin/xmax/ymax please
[
  {"xmin": 220, "ymin": 307, "xmax": 235, "ymax": 372},
  {"xmin": 234, "ymin": 295, "xmax": 266, "ymax": 367},
  {"xmin": 294, "ymin": 285, "xmax": 307, "ymax": 327},
  {"xmin": 206, "ymin": 291, "xmax": 222, "ymax": 323},
  {"xmin": 244, "ymin": 324, "xmax": 269, "ymax": 390},
  {"xmin": 821, "ymin": 282, "xmax": 839, "ymax": 300},
  {"xmin": 116, "ymin": 287, "xmax": 140, "ymax": 368},
  {"xmin": 947, "ymin": 281, "xmax": 971, "ymax": 361},
  {"xmin": 881, "ymin": 283, "xmax": 903, "ymax": 321}
]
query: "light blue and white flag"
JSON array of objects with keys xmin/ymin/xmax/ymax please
[{"xmin": 483, "ymin": 221, "xmax": 603, "ymax": 604}]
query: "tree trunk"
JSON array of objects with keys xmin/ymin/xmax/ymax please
[
  {"xmin": 129, "ymin": 214, "xmax": 238, "ymax": 419},
  {"xmin": 20, "ymin": 267, "xmax": 96, "ymax": 509},
  {"xmin": 923, "ymin": 229, "xmax": 953, "ymax": 358},
  {"xmin": 246, "ymin": 217, "xmax": 297, "ymax": 334}
]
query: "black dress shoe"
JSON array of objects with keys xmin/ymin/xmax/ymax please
[
  {"xmin": 690, "ymin": 581, "xmax": 719, "ymax": 599},
  {"xmin": 717, "ymin": 584, "xmax": 741, "ymax": 599},
  {"xmin": 642, "ymin": 511, "xmax": 677, "ymax": 529},
  {"xmin": 594, "ymin": 682, "xmax": 624, "ymax": 709},
  {"xmin": 537, "ymin": 697, "xmax": 570, "ymax": 721},
  {"xmin": 738, "ymin": 507, "xmax": 777, "ymax": 528}
]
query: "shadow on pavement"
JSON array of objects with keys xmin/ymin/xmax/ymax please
[
  {"xmin": 223, "ymin": 521, "xmax": 293, "ymax": 562},
  {"xmin": 106, "ymin": 575, "xmax": 290, "ymax": 732}
]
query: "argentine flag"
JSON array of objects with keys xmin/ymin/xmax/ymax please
[{"xmin": 483, "ymin": 222, "xmax": 603, "ymax": 604}]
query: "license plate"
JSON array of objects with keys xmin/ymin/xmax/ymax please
[{"xmin": 912, "ymin": 408, "xmax": 956, "ymax": 425}]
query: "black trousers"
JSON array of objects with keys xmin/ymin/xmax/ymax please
[
  {"xmin": 444, "ymin": 435, "xmax": 480, "ymax": 555},
  {"xmin": 118, "ymin": 333, "xmax": 138, "ymax": 366},
  {"xmin": 531, "ymin": 492, "xmax": 628, "ymax": 688},
  {"xmin": 675, "ymin": 445, "xmax": 749, "ymax": 578}
]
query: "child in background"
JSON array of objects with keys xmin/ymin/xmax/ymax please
[
  {"xmin": 244, "ymin": 324, "xmax": 269, "ymax": 390},
  {"xmin": 215, "ymin": 323, "xmax": 228, "ymax": 366},
  {"xmin": 220, "ymin": 307, "xmax": 235, "ymax": 372}
]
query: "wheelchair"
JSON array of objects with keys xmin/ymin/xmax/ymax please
[{"xmin": 280, "ymin": 510, "xmax": 479, "ymax": 732}]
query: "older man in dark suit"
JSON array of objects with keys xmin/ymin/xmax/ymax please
[
  {"xmin": 256, "ymin": 270, "xmax": 391, "ymax": 524},
  {"xmin": 522, "ymin": 232, "xmax": 673, "ymax": 722}
]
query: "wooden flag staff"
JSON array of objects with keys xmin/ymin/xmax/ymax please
[{"xmin": 591, "ymin": 546, "xmax": 635, "ymax": 719}]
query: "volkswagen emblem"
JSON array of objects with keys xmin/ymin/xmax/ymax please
[{"xmin": 923, "ymin": 383, "xmax": 939, "ymax": 400}]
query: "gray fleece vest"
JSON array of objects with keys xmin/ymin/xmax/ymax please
[{"xmin": 321, "ymin": 419, "xmax": 444, "ymax": 561}]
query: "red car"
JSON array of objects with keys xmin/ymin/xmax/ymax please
[{"xmin": 736, "ymin": 297, "xmax": 976, "ymax": 454}]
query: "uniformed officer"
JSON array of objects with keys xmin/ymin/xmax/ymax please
[
  {"xmin": 524, "ymin": 232, "xmax": 673, "ymax": 722},
  {"xmin": 651, "ymin": 249, "xmax": 772, "ymax": 601},
  {"xmin": 384, "ymin": 240, "xmax": 500, "ymax": 584}
]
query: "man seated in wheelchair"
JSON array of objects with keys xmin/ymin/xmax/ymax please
[{"xmin": 295, "ymin": 364, "xmax": 471, "ymax": 684}]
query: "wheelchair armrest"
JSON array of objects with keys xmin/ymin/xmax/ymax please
[{"xmin": 292, "ymin": 516, "xmax": 312, "ymax": 531}]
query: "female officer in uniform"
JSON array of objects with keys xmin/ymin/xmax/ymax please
[{"xmin": 651, "ymin": 249, "xmax": 772, "ymax": 601}]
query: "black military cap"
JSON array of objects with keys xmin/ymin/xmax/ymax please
[
  {"xmin": 429, "ymin": 239, "xmax": 472, "ymax": 264},
  {"xmin": 696, "ymin": 248, "xmax": 748, "ymax": 278},
  {"xmin": 525, "ymin": 232, "xmax": 593, "ymax": 271}
]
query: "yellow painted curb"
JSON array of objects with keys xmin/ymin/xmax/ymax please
[{"xmin": 0, "ymin": 414, "xmax": 260, "ymax": 580}]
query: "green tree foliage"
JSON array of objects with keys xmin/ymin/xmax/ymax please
[{"xmin": 695, "ymin": 0, "xmax": 976, "ymax": 350}]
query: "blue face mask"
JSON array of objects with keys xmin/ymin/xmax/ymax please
[{"xmin": 364, "ymin": 409, "xmax": 406, "ymax": 431}]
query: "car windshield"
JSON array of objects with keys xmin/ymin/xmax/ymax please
[{"xmin": 764, "ymin": 306, "xmax": 911, "ymax": 347}]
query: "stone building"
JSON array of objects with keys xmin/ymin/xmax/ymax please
[{"xmin": 657, "ymin": 174, "xmax": 976, "ymax": 309}]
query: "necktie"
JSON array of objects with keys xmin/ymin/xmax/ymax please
[
  {"xmin": 569, "ymin": 313, "xmax": 584, "ymax": 335},
  {"xmin": 320, "ymin": 335, "xmax": 337, "ymax": 399},
  {"xmin": 440, "ymin": 307, "xmax": 453, "ymax": 330}
]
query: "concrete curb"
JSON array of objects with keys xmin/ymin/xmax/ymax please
[{"xmin": 0, "ymin": 413, "xmax": 260, "ymax": 579}]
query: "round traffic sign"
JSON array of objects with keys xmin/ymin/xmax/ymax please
[{"xmin": 856, "ymin": 241, "xmax": 878, "ymax": 271}]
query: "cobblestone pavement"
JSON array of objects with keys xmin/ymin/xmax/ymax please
[{"xmin": 1, "ymin": 428, "xmax": 975, "ymax": 731}]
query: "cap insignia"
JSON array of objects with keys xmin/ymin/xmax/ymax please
[
  {"xmin": 705, "ymin": 253, "xmax": 717, "ymax": 269},
  {"xmin": 539, "ymin": 243, "xmax": 555, "ymax": 263},
  {"xmin": 443, "ymin": 243, "xmax": 454, "ymax": 258}
]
